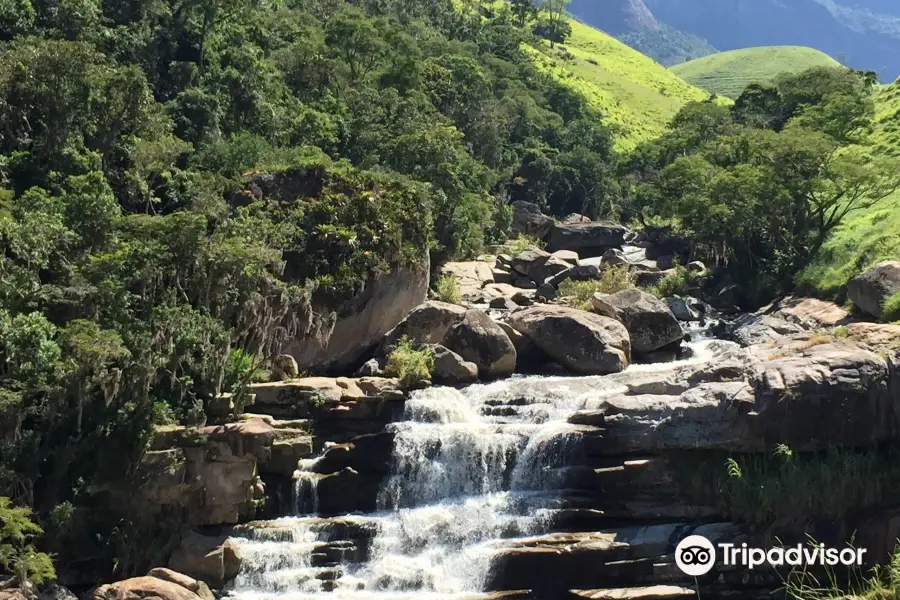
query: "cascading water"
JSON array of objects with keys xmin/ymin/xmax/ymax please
[{"xmin": 225, "ymin": 339, "xmax": 727, "ymax": 600}]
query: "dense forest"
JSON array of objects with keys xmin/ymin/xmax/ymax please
[
  {"xmin": 0, "ymin": 0, "xmax": 616, "ymax": 585},
  {"xmin": 0, "ymin": 0, "xmax": 897, "ymax": 588}
]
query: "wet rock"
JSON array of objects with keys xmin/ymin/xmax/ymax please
[
  {"xmin": 727, "ymin": 313, "xmax": 806, "ymax": 347},
  {"xmin": 379, "ymin": 301, "xmax": 467, "ymax": 354},
  {"xmin": 548, "ymin": 221, "xmax": 628, "ymax": 254},
  {"xmin": 443, "ymin": 310, "xmax": 517, "ymax": 379},
  {"xmin": 511, "ymin": 201, "xmax": 553, "ymax": 239},
  {"xmin": 490, "ymin": 296, "xmax": 518, "ymax": 310},
  {"xmin": 591, "ymin": 289, "xmax": 684, "ymax": 354},
  {"xmin": 848, "ymin": 261, "xmax": 900, "ymax": 320},
  {"xmin": 664, "ymin": 296, "xmax": 702, "ymax": 322},
  {"xmin": 510, "ymin": 249, "xmax": 572, "ymax": 284},
  {"xmin": 509, "ymin": 305, "xmax": 630, "ymax": 375},
  {"xmin": 431, "ymin": 345, "xmax": 479, "ymax": 384}
]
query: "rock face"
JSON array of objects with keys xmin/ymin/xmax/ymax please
[
  {"xmin": 511, "ymin": 201, "xmax": 554, "ymax": 239},
  {"xmin": 509, "ymin": 306, "xmax": 630, "ymax": 374},
  {"xmin": 168, "ymin": 532, "xmax": 242, "ymax": 589},
  {"xmin": 848, "ymin": 260, "xmax": 900, "ymax": 320},
  {"xmin": 590, "ymin": 289, "xmax": 684, "ymax": 354},
  {"xmin": 442, "ymin": 310, "xmax": 517, "ymax": 379},
  {"xmin": 548, "ymin": 221, "xmax": 628, "ymax": 254},
  {"xmin": 283, "ymin": 251, "xmax": 430, "ymax": 373}
]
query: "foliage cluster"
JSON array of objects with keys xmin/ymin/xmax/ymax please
[
  {"xmin": 0, "ymin": 0, "xmax": 619, "ymax": 582},
  {"xmin": 559, "ymin": 265, "xmax": 635, "ymax": 309},
  {"xmin": 384, "ymin": 337, "xmax": 434, "ymax": 387},
  {"xmin": 623, "ymin": 66, "xmax": 900, "ymax": 306},
  {"xmin": 433, "ymin": 274, "xmax": 462, "ymax": 305}
]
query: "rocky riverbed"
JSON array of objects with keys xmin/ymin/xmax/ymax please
[{"xmin": 84, "ymin": 232, "xmax": 900, "ymax": 600}]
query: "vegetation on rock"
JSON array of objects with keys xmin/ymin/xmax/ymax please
[{"xmin": 384, "ymin": 337, "xmax": 434, "ymax": 387}]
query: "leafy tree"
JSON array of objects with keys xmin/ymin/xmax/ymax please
[
  {"xmin": 0, "ymin": 497, "xmax": 55, "ymax": 586},
  {"xmin": 536, "ymin": 0, "xmax": 570, "ymax": 47}
]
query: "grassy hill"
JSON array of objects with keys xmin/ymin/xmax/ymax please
[
  {"xmin": 526, "ymin": 18, "xmax": 717, "ymax": 151},
  {"xmin": 671, "ymin": 46, "xmax": 841, "ymax": 98},
  {"xmin": 797, "ymin": 82, "xmax": 900, "ymax": 298}
]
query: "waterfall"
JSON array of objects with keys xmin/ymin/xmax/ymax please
[{"xmin": 225, "ymin": 342, "xmax": 725, "ymax": 599}]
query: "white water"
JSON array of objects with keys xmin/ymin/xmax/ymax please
[{"xmin": 226, "ymin": 338, "xmax": 728, "ymax": 600}]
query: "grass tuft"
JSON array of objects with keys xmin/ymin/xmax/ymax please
[
  {"xmin": 433, "ymin": 273, "xmax": 462, "ymax": 305},
  {"xmin": 559, "ymin": 265, "xmax": 635, "ymax": 310},
  {"xmin": 648, "ymin": 265, "xmax": 695, "ymax": 298},
  {"xmin": 883, "ymin": 292, "xmax": 900, "ymax": 323}
]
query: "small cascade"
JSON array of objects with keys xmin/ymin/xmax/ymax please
[
  {"xmin": 225, "ymin": 341, "xmax": 728, "ymax": 600},
  {"xmin": 292, "ymin": 457, "xmax": 322, "ymax": 516}
]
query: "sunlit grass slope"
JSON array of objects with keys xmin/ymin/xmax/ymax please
[
  {"xmin": 797, "ymin": 82, "xmax": 900, "ymax": 299},
  {"xmin": 526, "ymin": 18, "xmax": 717, "ymax": 152},
  {"xmin": 671, "ymin": 46, "xmax": 841, "ymax": 99}
]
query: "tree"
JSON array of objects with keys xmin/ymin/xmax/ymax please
[
  {"xmin": 510, "ymin": 0, "xmax": 536, "ymax": 27},
  {"xmin": 0, "ymin": 497, "xmax": 55, "ymax": 586},
  {"xmin": 325, "ymin": 8, "xmax": 386, "ymax": 82},
  {"xmin": 538, "ymin": 0, "xmax": 569, "ymax": 47}
]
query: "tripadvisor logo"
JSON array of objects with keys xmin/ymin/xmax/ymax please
[{"xmin": 675, "ymin": 535, "xmax": 867, "ymax": 577}]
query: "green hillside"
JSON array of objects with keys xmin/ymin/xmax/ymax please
[
  {"xmin": 526, "ymin": 19, "xmax": 717, "ymax": 152},
  {"xmin": 671, "ymin": 46, "xmax": 841, "ymax": 98},
  {"xmin": 798, "ymin": 82, "xmax": 900, "ymax": 298}
]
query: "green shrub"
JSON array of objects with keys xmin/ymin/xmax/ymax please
[
  {"xmin": 510, "ymin": 234, "xmax": 545, "ymax": 254},
  {"xmin": 385, "ymin": 336, "xmax": 434, "ymax": 387},
  {"xmin": 558, "ymin": 265, "xmax": 635, "ymax": 309},
  {"xmin": 433, "ymin": 273, "xmax": 462, "ymax": 305},
  {"xmin": 648, "ymin": 265, "xmax": 695, "ymax": 298},
  {"xmin": 0, "ymin": 497, "xmax": 56, "ymax": 585},
  {"xmin": 883, "ymin": 292, "xmax": 900, "ymax": 322}
]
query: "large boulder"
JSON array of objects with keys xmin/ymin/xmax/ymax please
[
  {"xmin": 511, "ymin": 201, "xmax": 554, "ymax": 240},
  {"xmin": 510, "ymin": 249, "xmax": 573, "ymax": 284},
  {"xmin": 848, "ymin": 261, "xmax": 900, "ymax": 320},
  {"xmin": 590, "ymin": 289, "xmax": 684, "ymax": 354},
  {"xmin": 442, "ymin": 310, "xmax": 517, "ymax": 379},
  {"xmin": 379, "ymin": 301, "xmax": 467, "ymax": 354},
  {"xmin": 282, "ymin": 252, "xmax": 430, "ymax": 373},
  {"xmin": 430, "ymin": 345, "xmax": 479, "ymax": 384},
  {"xmin": 508, "ymin": 306, "xmax": 630, "ymax": 375},
  {"xmin": 91, "ymin": 575, "xmax": 207, "ymax": 600},
  {"xmin": 547, "ymin": 221, "xmax": 628, "ymax": 254}
]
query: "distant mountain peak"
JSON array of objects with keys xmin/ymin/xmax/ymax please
[{"xmin": 586, "ymin": 0, "xmax": 659, "ymax": 35}]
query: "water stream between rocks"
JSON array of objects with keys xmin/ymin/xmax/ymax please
[{"xmin": 224, "ymin": 333, "xmax": 722, "ymax": 600}]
